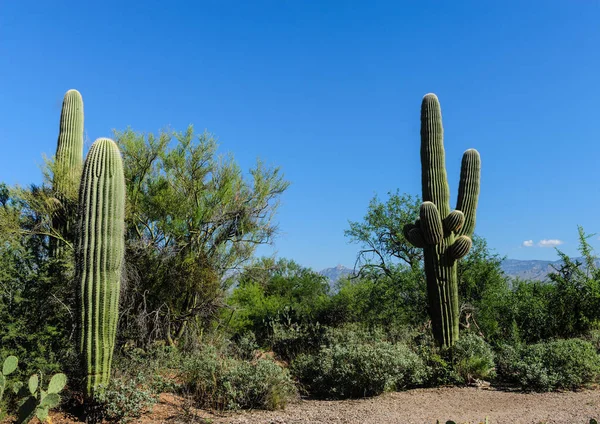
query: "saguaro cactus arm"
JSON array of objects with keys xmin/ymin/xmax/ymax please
[
  {"xmin": 455, "ymin": 149, "xmax": 481, "ymax": 238},
  {"xmin": 420, "ymin": 201, "xmax": 444, "ymax": 245},
  {"xmin": 420, "ymin": 93, "xmax": 450, "ymax": 218}
]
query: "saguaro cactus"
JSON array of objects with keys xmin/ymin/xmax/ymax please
[
  {"xmin": 52, "ymin": 89, "xmax": 84, "ymax": 254},
  {"xmin": 54, "ymin": 89, "xmax": 84, "ymax": 198},
  {"xmin": 403, "ymin": 93, "xmax": 481, "ymax": 348},
  {"xmin": 76, "ymin": 138, "xmax": 125, "ymax": 397}
]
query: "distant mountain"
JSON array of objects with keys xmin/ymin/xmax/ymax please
[
  {"xmin": 319, "ymin": 265, "xmax": 354, "ymax": 286},
  {"xmin": 500, "ymin": 257, "xmax": 600, "ymax": 281},
  {"xmin": 319, "ymin": 258, "xmax": 599, "ymax": 286},
  {"xmin": 500, "ymin": 259, "xmax": 558, "ymax": 281}
]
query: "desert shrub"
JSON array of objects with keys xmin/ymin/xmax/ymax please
[
  {"xmin": 586, "ymin": 329, "xmax": 600, "ymax": 353},
  {"xmin": 111, "ymin": 344, "xmax": 182, "ymax": 390},
  {"xmin": 325, "ymin": 267, "xmax": 428, "ymax": 330},
  {"xmin": 271, "ymin": 322, "xmax": 327, "ymax": 362},
  {"xmin": 91, "ymin": 345, "xmax": 182, "ymax": 422},
  {"xmin": 230, "ymin": 331, "xmax": 260, "ymax": 361},
  {"xmin": 496, "ymin": 338, "xmax": 600, "ymax": 391},
  {"xmin": 181, "ymin": 346, "xmax": 297, "ymax": 410},
  {"xmin": 226, "ymin": 258, "xmax": 331, "ymax": 346},
  {"xmin": 290, "ymin": 326, "xmax": 425, "ymax": 399},
  {"xmin": 94, "ymin": 377, "xmax": 158, "ymax": 423},
  {"xmin": 451, "ymin": 333, "xmax": 495, "ymax": 383},
  {"xmin": 413, "ymin": 333, "xmax": 459, "ymax": 387}
]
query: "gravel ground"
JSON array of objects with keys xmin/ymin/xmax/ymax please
[
  {"xmin": 191, "ymin": 387, "xmax": 600, "ymax": 424},
  {"xmin": 13, "ymin": 386, "xmax": 600, "ymax": 424}
]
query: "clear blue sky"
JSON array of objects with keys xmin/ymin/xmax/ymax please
[{"xmin": 1, "ymin": 1, "xmax": 599, "ymax": 271}]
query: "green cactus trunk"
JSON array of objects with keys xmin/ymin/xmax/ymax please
[
  {"xmin": 404, "ymin": 94, "xmax": 481, "ymax": 348},
  {"xmin": 52, "ymin": 89, "xmax": 84, "ymax": 255},
  {"xmin": 75, "ymin": 138, "xmax": 125, "ymax": 397}
]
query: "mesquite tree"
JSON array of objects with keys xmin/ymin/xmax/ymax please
[{"xmin": 114, "ymin": 126, "xmax": 290, "ymax": 347}]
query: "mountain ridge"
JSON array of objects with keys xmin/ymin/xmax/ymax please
[{"xmin": 318, "ymin": 257, "xmax": 600, "ymax": 284}]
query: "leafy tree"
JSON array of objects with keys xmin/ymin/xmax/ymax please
[
  {"xmin": 327, "ymin": 266, "xmax": 428, "ymax": 329},
  {"xmin": 226, "ymin": 257, "xmax": 330, "ymax": 343},
  {"xmin": 0, "ymin": 183, "xmax": 73, "ymax": 375},
  {"xmin": 457, "ymin": 235, "xmax": 509, "ymax": 338},
  {"xmin": 114, "ymin": 126, "xmax": 290, "ymax": 347},
  {"xmin": 345, "ymin": 191, "xmax": 422, "ymax": 276},
  {"xmin": 547, "ymin": 226, "xmax": 600, "ymax": 338}
]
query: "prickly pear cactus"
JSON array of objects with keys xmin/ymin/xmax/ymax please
[
  {"xmin": 75, "ymin": 138, "xmax": 125, "ymax": 397},
  {"xmin": 16, "ymin": 372, "xmax": 67, "ymax": 424},
  {"xmin": 0, "ymin": 355, "xmax": 18, "ymax": 403},
  {"xmin": 403, "ymin": 93, "xmax": 481, "ymax": 348}
]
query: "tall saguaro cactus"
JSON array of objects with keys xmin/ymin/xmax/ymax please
[
  {"xmin": 54, "ymin": 89, "xmax": 84, "ymax": 198},
  {"xmin": 403, "ymin": 93, "xmax": 481, "ymax": 348},
  {"xmin": 76, "ymin": 138, "xmax": 125, "ymax": 397},
  {"xmin": 52, "ymin": 89, "xmax": 84, "ymax": 254}
]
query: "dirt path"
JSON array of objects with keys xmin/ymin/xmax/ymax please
[
  {"xmin": 171, "ymin": 387, "xmax": 600, "ymax": 424},
  {"xmin": 28, "ymin": 387, "xmax": 600, "ymax": 424}
]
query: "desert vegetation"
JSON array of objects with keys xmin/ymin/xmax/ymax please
[{"xmin": 1, "ymin": 89, "xmax": 599, "ymax": 423}]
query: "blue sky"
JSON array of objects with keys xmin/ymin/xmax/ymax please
[{"xmin": 1, "ymin": 1, "xmax": 599, "ymax": 271}]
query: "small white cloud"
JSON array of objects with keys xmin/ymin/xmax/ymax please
[
  {"xmin": 522, "ymin": 240, "xmax": 534, "ymax": 247},
  {"xmin": 538, "ymin": 239, "xmax": 564, "ymax": 248}
]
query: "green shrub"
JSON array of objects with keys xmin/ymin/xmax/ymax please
[
  {"xmin": 586, "ymin": 329, "xmax": 600, "ymax": 353},
  {"xmin": 94, "ymin": 377, "xmax": 158, "ymax": 423},
  {"xmin": 271, "ymin": 322, "xmax": 327, "ymax": 362},
  {"xmin": 496, "ymin": 338, "xmax": 600, "ymax": 391},
  {"xmin": 182, "ymin": 346, "xmax": 297, "ymax": 410},
  {"xmin": 111, "ymin": 345, "xmax": 182, "ymax": 393},
  {"xmin": 290, "ymin": 326, "xmax": 425, "ymax": 399},
  {"xmin": 451, "ymin": 333, "xmax": 495, "ymax": 383},
  {"xmin": 413, "ymin": 333, "xmax": 459, "ymax": 387},
  {"xmin": 230, "ymin": 331, "xmax": 260, "ymax": 361}
]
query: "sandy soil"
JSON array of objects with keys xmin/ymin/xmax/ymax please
[{"xmin": 12, "ymin": 387, "xmax": 600, "ymax": 424}]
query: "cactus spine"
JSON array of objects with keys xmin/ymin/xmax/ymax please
[
  {"xmin": 76, "ymin": 138, "xmax": 125, "ymax": 397},
  {"xmin": 404, "ymin": 93, "xmax": 481, "ymax": 348},
  {"xmin": 52, "ymin": 89, "xmax": 84, "ymax": 254}
]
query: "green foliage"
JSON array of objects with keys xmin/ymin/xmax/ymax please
[
  {"xmin": 90, "ymin": 345, "xmax": 182, "ymax": 422},
  {"xmin": 270, "ymin": 322, "xmax": 327, "ymax": 362},
  {"xmin": 290, "ymin": 325, "xmax": 426, "ymax": 399},
  {"xmin": 585, "ymin": 329, "xmax": 600, "ymax": 353},
  {"xmin": 230, "ymin": 331, "xmax": 260, "ymax": 361},
  {"xmin": 181, "ymin": 346, "xmax": 297, "ymax": 410},
  {"xmin": 345, "ymin": 190, "xmax": 422, "ymax": 273},
  {"xmin": 546, "ymin": 226, "xmax": 600, "ymax": 338},
  {"xmin": 93, "ymin": 377, "xmax": 158, "ymax": 423},
  {"xmin": 76, "ymin": 138, "xmax": 126, "ymax": 397},
  {"xmin": 0, "ymin": 183, "xmax": 73, "ymax": 378},
  {"xmin": 327, "ymin": 266, "xmax": 428, "ymax": 329},
  {"xmin": 407, "ymin": 331, "xmax": 461, "ymax": 387},
  {"xmin": 114, "ymin": 126, "xmax": 290, "ymax": 347},
  {"xmin": 227, "ymin": 257, "xmax": 330, "ymax": 345},
  {"xmin": 450, "ymin": 333, "xmax": 495, "ymax": 384},
  {"xmin": 403, "ymin": 93, "xmax": 481, "ymax": 348},
  {"xmin": 496, "ymin": 338, "xmax": 600, "ymax": 391}
]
